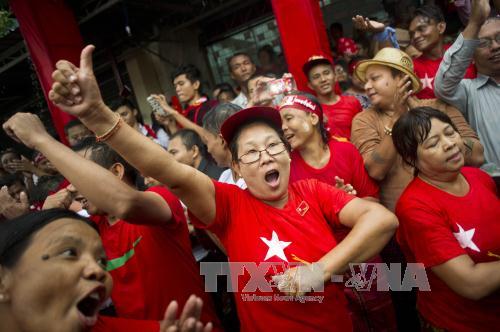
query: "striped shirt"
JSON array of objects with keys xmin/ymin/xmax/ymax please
[{"xmin": 435, "ymin": 33, "xmax": 500, "ymax": 167}]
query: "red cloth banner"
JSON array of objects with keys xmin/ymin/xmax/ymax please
[
  {"xmin": 10, "ymin": 0, "xmax": 83, "ymax": 145},
  {"xmin": 271, "ymin": 0, "xmax": 331, "ymax": 91}
]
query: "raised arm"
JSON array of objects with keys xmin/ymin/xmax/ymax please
[
  {"xmin": 45, "ymin": 45, "xmax": 216, "ymax": 225},
  {"xmin": 152, "ymin": 94, "xmax": 212, "ymax": 143},
  {"xmin": 3, "ymin": 113, "xmax": 173, "ymax": 226},
  {"xmin": 434, "ymin": 0, "xmax": 490, "ymax": 112}
]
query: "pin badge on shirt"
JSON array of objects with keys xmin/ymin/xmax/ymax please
[{"xmin": 296, "ymin": 201, "xmax": 309, "ymax": 216}]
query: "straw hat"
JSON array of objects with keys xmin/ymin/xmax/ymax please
[{"xmin": 354, "ymin": 47, "xmax": 422, "ymax": 93}]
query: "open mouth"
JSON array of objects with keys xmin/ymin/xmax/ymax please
[
  {"xmin": 490, "ymin": 53, "xmax": 500, "ymax": 62},
  {"xmin": 264, "ymin": 169, "xmax": 280, "ymax": 188},
  {"xmin": 76, "ymin": 286, "xmax": 105, "ymax": 327},
  {"xmin": 285, "ymin": 133, "xmax": 294, "ymax": 141}
]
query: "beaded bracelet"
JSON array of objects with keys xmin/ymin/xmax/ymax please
[{"xmin": 96, "ymin": 115, "xmax": 123, "ymax": 142}]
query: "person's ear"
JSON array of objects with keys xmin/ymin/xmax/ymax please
[
  {"xmin": 193, "ymin": 80, "xmax": 200, "ymax": 91},
  {"xmin": 191, "ymin": 145, "xmax": 200, "ymax": 159},
  {"xmin": 0, "ymin": 266, "xmax": 12, "ymax": 303},
  {"xmin": 219, "ymin": 134, "xmax": 228, "ymax": 149},
  {"xmin": 109, "ymin": 163, "xmax": 125, "ymax": 180},
  {"xmin": 231, "ymin": 160, "xmax": 241, "ymax": 179},
  {"xmin": 309, "ymin": 113, "xmax": 320, "ymax": 126},
  {"xmin": 437, "ymin": 22, "xmax": 446, "ymax": 35}
]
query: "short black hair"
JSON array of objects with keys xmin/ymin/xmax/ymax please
[
  {"xmin": 64, "ymin": 119, "xmax": 85, "ymax": 135},
  {"xmin": 214, "ymin": 82, "xmax": 236, "ymax": 100},
  {"xmin": 0, "ymin": 209, "xmax": 96, "ymax": 268},
  {"xmin": 413, "ymin": 4, "xmax": 445, "ymax": 23},
  {"xmin": 202, "ymin": 103, "xmax": 243, "ymax": 135},
  {"xmin": 285, "ymin": 91, "xmax": 330, "ymax": 144},
  {"xmin": 227, "ymin": 52, "xmax": 254, "ymax": 72},
  {"xmin": 169, "ymin": 129, "xmax": 207, "ymax": 158},
  {"xmin": 171, "ymin": 64, "xmax": 202, "ymax": 87},
  {"xmin": 392, "ymin": 106, "xmax": 458, "ymax": 171},
  {"xmin": 79, "ymin": 137, "xmax": 138, "ymax": 184},
  {"xmin": 258, "ymin": 45, "xmax": 276, "ymax": 59},
  {"xmin": 110, "ymin": 98, "xmax": 144, "ymax": 125},
  {"xmin": 1, "ymin": 148, "xmax": 20, "ymax": 160},
  {"xmin": 228, "ymin": 119, "xmax": 290, "ymax": 162}
]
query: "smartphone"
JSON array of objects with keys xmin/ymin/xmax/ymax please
[
  {"xmin": 266, "ymin": 76, "xmax": 295, "ymax": 97},
  {"xmin": 147, "ymin": 96, "xmax": 165, "ymax": 115}
]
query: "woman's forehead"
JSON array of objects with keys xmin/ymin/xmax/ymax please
[
  {"xmin": 237, "ymin": 123, "xmax": 279, "ymax": 145},
  {"xmin": 31, "ymin": 218, "xmax": 99, "ymax": 247}
]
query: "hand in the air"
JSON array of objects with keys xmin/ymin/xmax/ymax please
[
  {"xmin": 159, "ymin": 295, "xmax": 213, "ymax": 332},
  {"xmin": 48, "ymin": 45, "xmax": 106, "ymax": 119},
  {"xmin": 3, "ymin": 113, "xmax": 53, "ymax": 149},
  {"xmin": 352, "ymin": 15, "xmax": 385, "ymax": 33}
]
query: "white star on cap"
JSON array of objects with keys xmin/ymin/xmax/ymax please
[
  {"xmin": 420, "ymin": 73, "xmax": 434, "ymax": 90},
  {"xmin": 260, "ymin": 231, "xmax": 291, "ymax": 262},
  {"xmin": 453, "ymin": 224, "xmax": 480, "ymax": 252}
]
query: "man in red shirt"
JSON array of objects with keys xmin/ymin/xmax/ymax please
[
  {"xmin": 303, "ymin": 55, "xmax": 362, "ymax": 140},
  {"xmin": 409, "ymin": 4, "xmax": 476, "ymax": 99},
  {"xmin": 2, "ymin": 114, "xmax": 221, "ymax": 329},
  {"xmin": 170, "ymin": 64, "xmax": 217, "ymax": 126}
]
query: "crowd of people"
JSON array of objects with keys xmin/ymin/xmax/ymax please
[{"xmin": 0, "ymin": 0, "xmax": 499, "ymax": 331}]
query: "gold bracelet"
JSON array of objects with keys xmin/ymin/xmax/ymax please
[
  {"xmin": 96, "ymin": 115, "xmax": 123, "ymax": 142},
  {"xmin": 384, "ymin": 125, "xmax": 393, "ymax": 136}
]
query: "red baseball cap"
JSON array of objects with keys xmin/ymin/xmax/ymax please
[
  {"xmin": 220, "ymin": 106, "xmax": 282, "ymax": 144},
  {"xmin": 302, "ymin": 55, "xmax": 333, "ymax": 77}
]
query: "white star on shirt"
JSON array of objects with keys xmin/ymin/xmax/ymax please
[
  {"xmin": 453, "ymin": 223, "xmax": 480, "ymax": 252},
  {"xmin": 420, "ymin": 73, "xmax": 434, "ymax": 90},
  {"xmin": 260, "ymin": 231, "xmax": 291, "ymax": 262}
]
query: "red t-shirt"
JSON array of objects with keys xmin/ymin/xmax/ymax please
[
  {"xmin": 183, "ymin": 98, "xmax": 218, "ymax": 126},
  {"xmin": 190, "ymin": 179, "xmax": 355, "ymax": 332},
  {"xmin": 321, "ymin": 95, "xmax": 362, "ymax": 140},
  {"xmin": 92, "ymin": 186, "xmax": 220, "ymax": 328},
  {"xmin": 413, "ymin": 45, "xmax": 476, "ymax": 99},
  {"xmin": 395, "ymin": 167, "xmax": 500, "ymax": 332},
  {"xmin": 289, "ymin": 139, "xmax": 379, "ymax": 200}
]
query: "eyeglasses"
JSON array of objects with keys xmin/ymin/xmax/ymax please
[
  {"xmin": 238, "ymin": 142, "xmax": 287, "ymax": 164},
  {"xmin": 478, "ymin": 33, "xmax": 500, "ymax": 49}
]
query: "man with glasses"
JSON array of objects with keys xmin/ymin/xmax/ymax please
[{"xmin": 435, "ymin": 0, "xmax": 500, "ymax": 168}]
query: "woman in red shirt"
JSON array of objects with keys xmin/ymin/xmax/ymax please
[
  {"xmin": 0, "ymin": 209, "xmax": 212, "ymax": 332},
  {"xmin": 40, "ymin": 45, "xmax": 399, "ymax": 332},
  {"xmin": 393, "ymin": 107, "xmax": 500, "ymax": 332},
  {"xmin": 279, "ymin": 92, "xmax": 396, "ymax": 332}
]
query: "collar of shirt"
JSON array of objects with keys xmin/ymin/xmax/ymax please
[{"xmin": 475, "ymin": 73, "xmax": 500, "ymax": 89}]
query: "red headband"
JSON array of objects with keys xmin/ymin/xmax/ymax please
[{"xmin": 279, "ymin": 95, "xmax": 323, "ymax": 122}]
